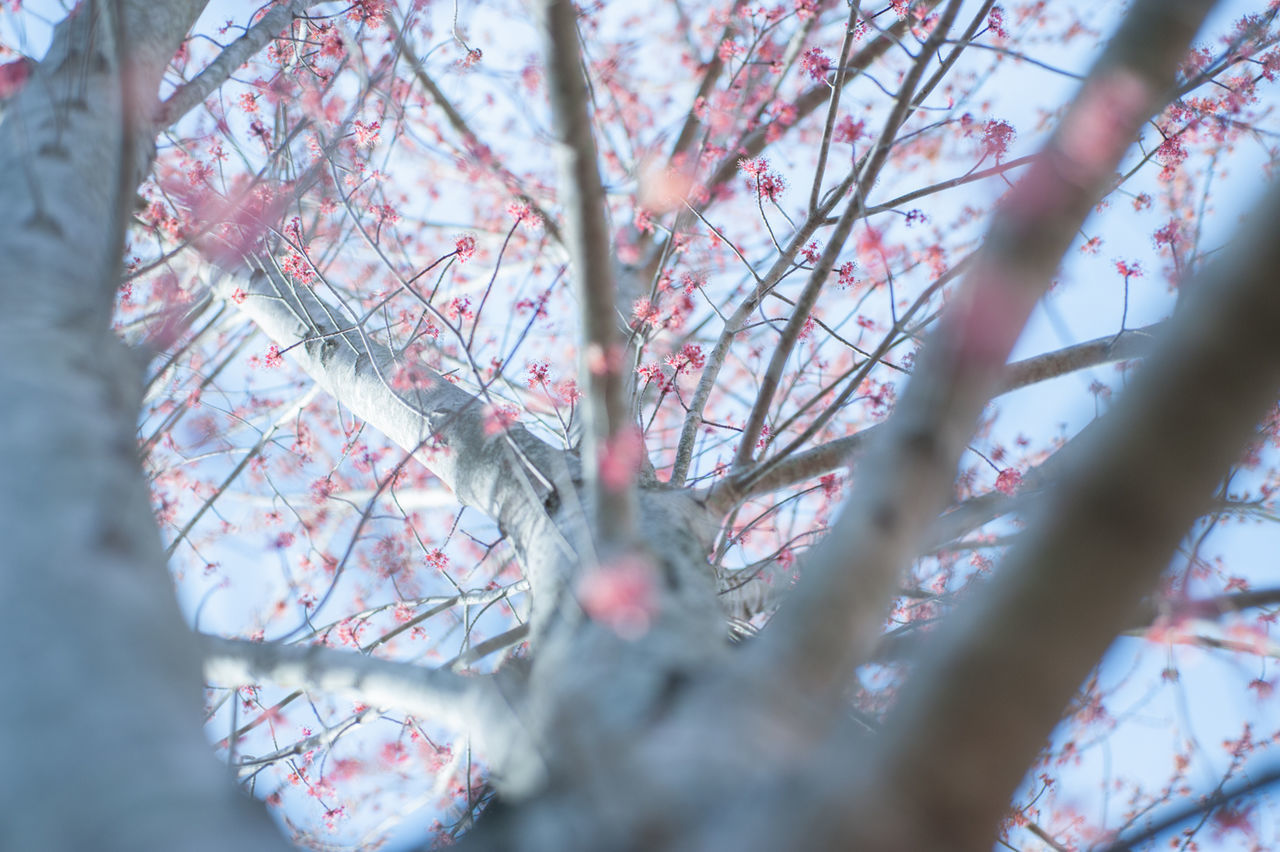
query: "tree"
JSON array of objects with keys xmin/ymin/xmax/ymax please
[{"xmin": 4, "ymin": 0, "xmax": 1280, "ymax": 848}]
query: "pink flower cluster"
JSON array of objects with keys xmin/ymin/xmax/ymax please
[{"xmin": 739, "ymin": 157, "xmax": 786, "ymax": 201}]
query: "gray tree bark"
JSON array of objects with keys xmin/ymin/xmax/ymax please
[
  {"xmin": 0, "ymin": 2, "xmax": 292, "ymax": 849},
  {"xmin": 4, "ymin": 1, "xmax": 1278, "ymax": 851}
]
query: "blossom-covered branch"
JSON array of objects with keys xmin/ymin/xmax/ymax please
[
  {"xmin": 834, "ymin": 169, "xmax": 1280, "ymax": 851},
  {"xmin": 743, "ymin": 0, "xmax": 1218, "ymax": 704},
  {"xmin": 158, "ymin": 0, "xmax": 321, "ymax": 128},
  {"xmin": 711, "ymin": 321, "xmax": 1162, "ymax": 509},
  {"xmin": 732, "ymin": 0, "xmax": 967, "ymax": 471},
  {"xmin": 213, "ymin": 262, "xmax": 574, "ymax": 581}
]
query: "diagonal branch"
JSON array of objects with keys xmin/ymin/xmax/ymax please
[
  {"xmin": 670, "ymin": 170, "xmax": 857, "ymax": 487},
  {"xmin": 1002, "ymin": 321, "xmax": 1160, "ymax": 392},
  {"xmin": 158, "ymin": 0, "xmax": 319, "ymax": 128},
  {"xmin": 1097, "ymin": 761, "xmax": 1280, "ymax": 852},
  {"xmin": 742, "ymin": 0, "xmax": 1218, "ymax": 704},
  {"xmin": 387, "ymin": 9, "xmax": 564, "ymax": 250},
  {"xmin": 872, "ymin": 586, "xmax": 1280, "ymax": 665},
  {"xmin": 857, "ymin": 154, "xmax": 1036, "ymax": 219},
  {"xmin": 700, "ymin": 2, "xmax": 944, "ymax": 201},
  {"xmin": 629, "ymin": 2, "xmax": 947, "ymax": 374},
  {"xmin": 212, "ymin": 263, "xmax": 573, "ymax": 579},
  {"xmin": 711, "ymin": 321, "xmax": 1162, "ymax": 510},
  {"xmin": 835, "ymin": 170, "xmax": 1280, "ymax": 851},
  {"xmin": 667, "ymin": 0, "xmax": 750, "ymax": 163},
  {"xmin": 807, "ymin": 1, "xmax": 863, "ymax": 214},
  {"xmin": 732, "ymin": 0, "xmax": 967, "ymax": 471}
]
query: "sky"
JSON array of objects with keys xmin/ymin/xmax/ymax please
[{"xmin": 4, "ymin": 0, "xmax": 1280, "ymax": 849}]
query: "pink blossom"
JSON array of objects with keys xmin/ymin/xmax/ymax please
[
  {"xmin": 995, "ymin": 468, "xmax": 1022, "ymax": 495},
  {"xmin": 980, "ymin": 119, "xmax": 1015, "ymax": 159},
  {"xmin": 987, "ymin": 5, "xmax": 1008, "ymax": 39},
  {"xmin": 1114, "ymin": 260, "xmax": 1142, "ymax": 278},
  {"xmin": 447, "ymin": 297, "xmax": 473, "ymax": 321},
  {"xmin": 793, "ymin": 0, "xmax": 819, "ymax": 20},
  {"xmin": 834, "ymin": 116, "xmax": 866, "ymax": 144},
  {"xmin": 598, "ymin": 427, "xmax": 645, "ymax": 491},
  {"xmin": 0, "ymin": 57, "xmax": 30, "ymax": 99},
  {"xmin": 755, "ymin": 171, "xmax": 786, "ymax": 202},
  {"xmin": 636, "ymin": 362, "xmax": 670, "ymax": 393},
  {"xmin": 578, "ymin": 556, "xmax": 659, "ymax": 639},
  {"xmin": 680, "ymin": 343, "xmax": 705, "ymax": 370},
  {"xmin": 347, "ymin": 0, "xmax": 385, "ymax": 26},
  {"xmin": 820, "ymin": 473, "xmax": 840, "ymax": 500},
  {"xmin": 527, "ymin": 360, "xmax": 550, "ymax": 388},
  {"xmin": 800, "ymin": 47, "xmax": 832, "ymax": 82},
  {"xmin": 554, "ymin": 378, "xmax": 582, "ymax": 404},
  {"xmin": 717, "ymin": 39, "xmax": 742, "ymax": 63},
  {"xmin": 631, "ymin": 298, "xmax": 662, "ymax": 328},
  {"xmin": 507, "ymin": 200, "xmax": 543, "ymax": 228}
]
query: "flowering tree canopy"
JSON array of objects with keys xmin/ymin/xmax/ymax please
[{"xmin": 4, "ymin": 0, "xmax": 1280, "ymax": 850}]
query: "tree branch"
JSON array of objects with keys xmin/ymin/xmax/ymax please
[
  {"xmin": 857, "ymin": 155, "xmax": 1036, "ymax": 220},
  {"xmin": 710, "ymin": 321, "xmax": 1161, "ymax": 513},
  {"xmin": 386, "ymin": 9, "xmax": 564, "ymax": 250},
  {"xmin": 741, "ymin": 0, "xmax": 1217, "ymax": 708},
  {"xmin": 833, "ymin": 132, "xmax": 1280, "ymax": 852},
  {"xmin": 158, "ymin": 0, "xmax": 319, "ymax": 128},
  {"xmin": 539, "ymin": 0, "xmax": 634, "ymax": 547},
  {"xmin": 733, "ymin": 0, "xmax": 967, "ymax": 471},
  {"xmin": 700, "ymin": 2, "xmax": 944, "ymax": 199},
  {"xmin": 670, "ymin": 170, "xmax": 856, "ymax": 487},
  {"xmin": 1097, "ymin": 761, "xmax": 1280, "ymax": 852},
  {"xmin": 212, "ymin": 263, "xmax": 574, "ymax": 585},
  {"xmin": 1004, "ymin": 322, "xmax": 1160, "ymax": 392},
  {"xmin": 0, "ymin": 2, "xmax": 293, "ymax": 849},
  {"xmin": 667, "ymin": 0, "xmax": 750, "ymax": 163},
  {"xmin": 202, "ymin": 635, "xmax": 526, "ymax": 755}
]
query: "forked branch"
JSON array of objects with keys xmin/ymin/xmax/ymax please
[
  {"xmin": 743, "ymin": 0, "xmax": 1218, "ymax": 704},
  {"xmin": 836, "ymin": 168, "xmax": 1280, "ymax": 852},
  {"xmin": 213, "ymin": 262, "xmax": 573, "ymax": 577}
]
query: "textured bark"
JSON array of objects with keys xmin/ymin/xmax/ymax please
[
  {"xmin": 744, "ymin": 0, "xmax": 1218, "ymax": 707},
  {"xmin": 8, "ymin": 2, "xmax": 1278, "ymax": 851},
  {"xmin": 0, "ymin": 2, "xmax": 291, "ymax": 849},
  {"xmin": 824, "ymin": 163, "xmax": 1280, "ymax": 852},
  {"xmin": 202, "ymin": 635, "xmax": 527, "ymax": 759},
  {"xmin": 212, "ymin": 264, "xmax": 574, "ymax": 599},
  {"xmin": 215, "ymin": 264, "xmax": 734, "ymax": 801}
]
